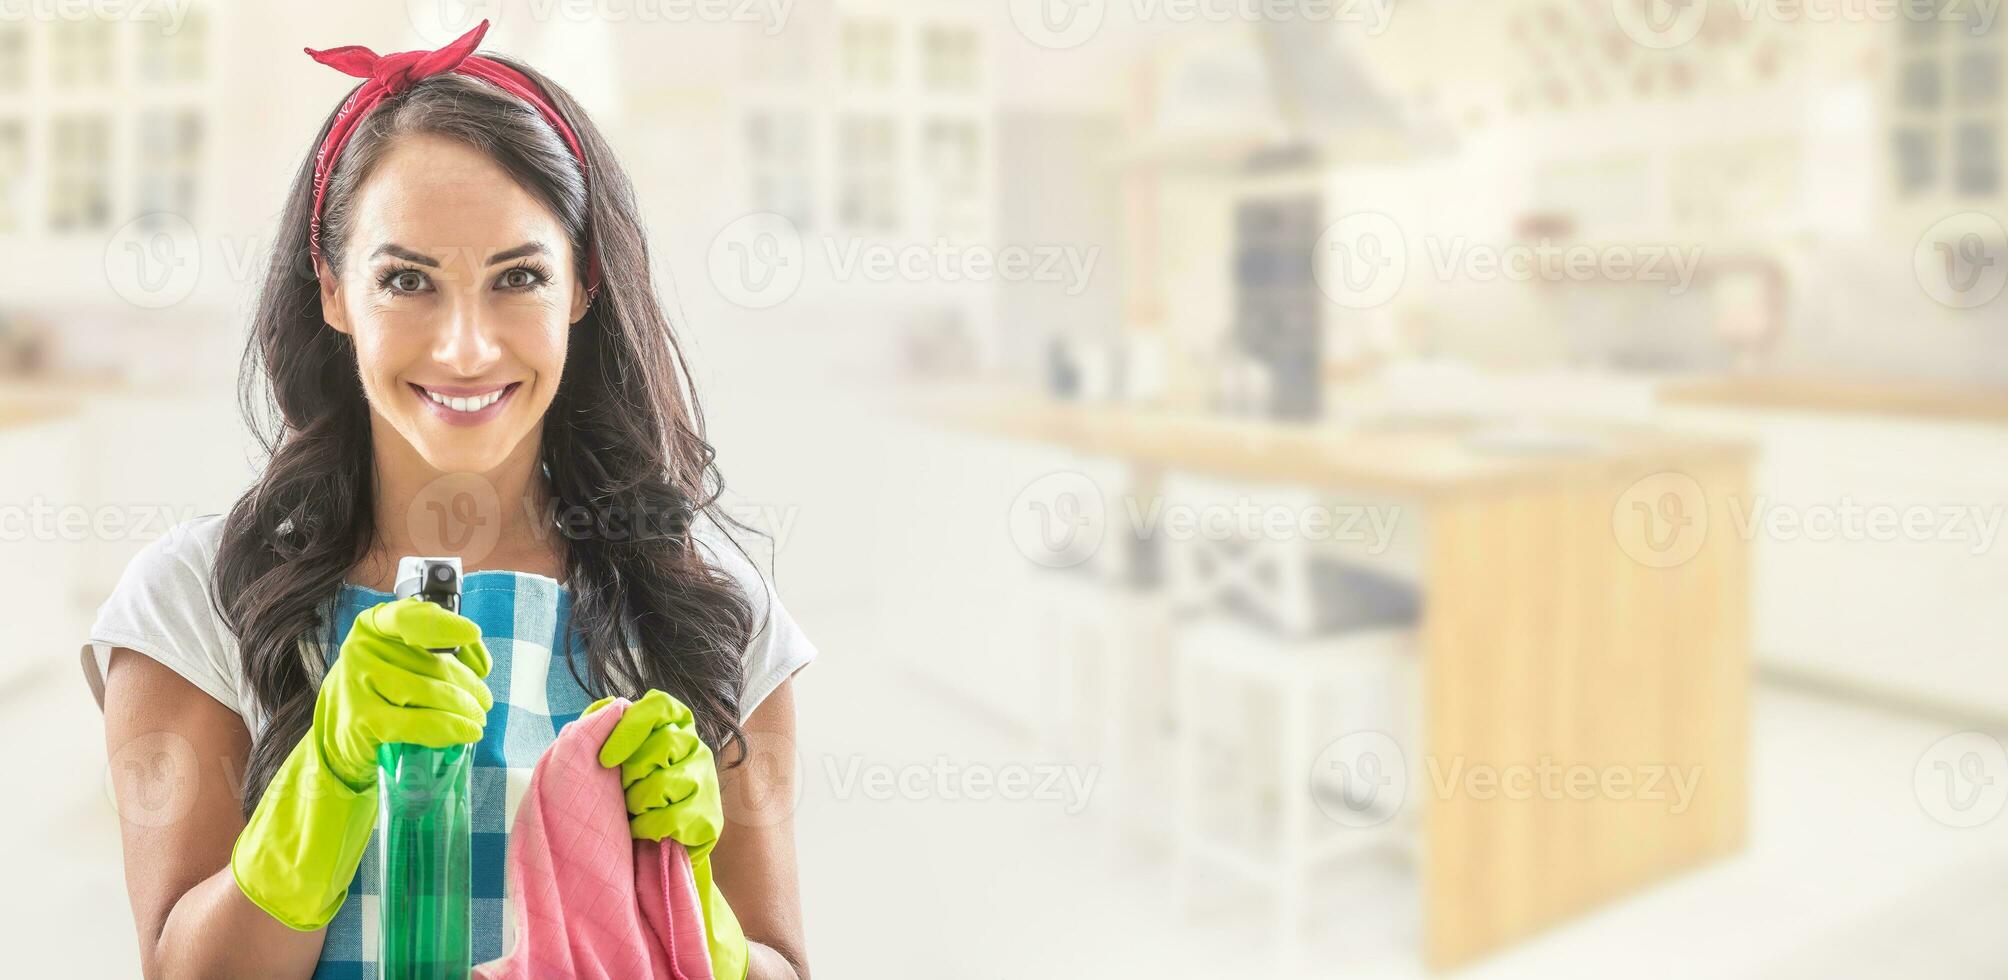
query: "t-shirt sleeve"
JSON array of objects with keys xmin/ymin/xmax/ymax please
[
  {"xmin": 81, "ymin": 515, "xmax": 245, "ymax": 719},
  {"xmin": 694, "ymin": 518, "xmax": 817, "ymax": 722}
]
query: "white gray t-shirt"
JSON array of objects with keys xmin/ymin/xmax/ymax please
[{"xmin": 80, "ymin": 513, "xmax": 816, "ymax": 735}]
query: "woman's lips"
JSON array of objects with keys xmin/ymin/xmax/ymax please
[{"xmin": 411, "ymin": 381, "xmax": 521, "ymax": 426}]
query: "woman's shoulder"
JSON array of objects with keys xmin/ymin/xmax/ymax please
[
  {"xmin": 688, "ymin": 511, "xmax": 773, "ymax": 605},
  {"xmin": 83, "ymin": 513, "xmax": 248, "ymax": 719},
  {"xmin": 101, "ymin": 513, "xmax": 231, "ymax": 627},
  {"xmin": 125, "ymin": 513, "xmax": 231, "ymax": 584},
  {"xmin": 687, "ymin": 510, "xmax": 817, "ymax": 719}
]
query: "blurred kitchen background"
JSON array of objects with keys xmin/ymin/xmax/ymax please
[{"xmin": 5, "ymin": 0, "xmax": 2008, "ymax": 976}]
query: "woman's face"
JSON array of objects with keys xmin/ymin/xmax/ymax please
[{"xmin": 319, "ymin": 132, "xmax": 588, "ymax": 476}]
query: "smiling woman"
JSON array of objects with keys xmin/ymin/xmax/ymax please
[
  {"xmin": 324, "ymin": 133, "xmax": 580, "ymax": 462},
  {"xmin": 85, "ymin": 20, "xmax": 811, "ymax": 980}
]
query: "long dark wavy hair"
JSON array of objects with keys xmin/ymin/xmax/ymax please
[{"xmin": 217, "ymin": 53, "xmax": 755, "ymax": 816}]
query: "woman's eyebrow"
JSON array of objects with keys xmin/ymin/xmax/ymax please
[
  {"xmin": 486, "ymin": 242, "xmax": 548, "ymax": 266},
  {"xmin": 371, "ymin": 243, "xmax": 440, "ymax": 267}
]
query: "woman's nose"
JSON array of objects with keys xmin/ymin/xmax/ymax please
[{"xmin": 432, "ymin": 298, "xmax": 502, "ymax": 376}]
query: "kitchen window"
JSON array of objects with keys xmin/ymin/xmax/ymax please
[
  {"xmin": 839, "ymin": 115, "xmax": 898, "ymax": 233},
  {"xmin": 747, "ymin": 109, "xmax": 812, "ymax": 229},
  {"xmin": 1, "ymin": 16, "xmax": 211, "ymax": 238},
  {"xmin": 922, "ymin": 27, "xmax": 977, "ymax": 91},
  {"xmin": 139, "ymin": 10, "xmax": 206, "ymax": 84},
  {"xmin": 50, "ymin": 114, "xmax": 110, "ymax": 232},
  {"xmin": 0, "ymin": 23, "xmax": 27, "ymax": 92},
  {"xmin": 1890, "ymin": 2, "xmax": 2002, "ymax": 199},
  {"xmin": 921, "ymin": 119, "xmax": 980, "ymax": 238},
  {"xmin": 841, "ymin": 19, "xmax": 896, "ymax": 88},
  {"xmin": 0, "ymin": 120, "xmax": 24, "ymax": 233},
  {"xmin": 50, "ymin": 19, "xmax": 114, "ymax": 89},
  {"xmin": 137, "ymin": 109, "xmax": 201, "ymax": 222},
  {"xmin": 0, "ymin": 24, "xmax": 23, "ymax": 235}
]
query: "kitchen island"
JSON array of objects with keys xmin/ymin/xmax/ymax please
[{"xmin": 929, "ymin": 393, "xmax": 1755, "ymax": 970}]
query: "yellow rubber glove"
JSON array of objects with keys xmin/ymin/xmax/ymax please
[
  {"xmin": 586, "ymin": 690, "xmax": 748, "ymax": 980},
  {"xmin": 233, "ymin": 598, "xmax": 493, "ymax": 930}
]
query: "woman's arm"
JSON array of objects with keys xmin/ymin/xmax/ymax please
[
  {"xmin": 102, "ymin": 647, "xmax": 327, "ymax": 979},
  {"xmin": 714, "ymin": 676, "xmax": 810, "ymax": 979}
]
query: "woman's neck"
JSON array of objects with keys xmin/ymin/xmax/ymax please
[{"xmin": 352, "ymin": 421, "xmax": 566, "ymax": 591}]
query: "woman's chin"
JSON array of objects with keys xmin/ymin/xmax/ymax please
[{"xmin": 410, "ymin": 430, "xmax": 521, "ymax": 478}]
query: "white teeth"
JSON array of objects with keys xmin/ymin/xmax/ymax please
[{"xmin": 423, "ymin": 387, "xmax": 505, "ymax": 413}]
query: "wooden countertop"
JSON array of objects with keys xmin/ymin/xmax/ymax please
[
  {"xmin": 924, "ymin": 394, "xmax": 1754, "ymax": 499},
  {"xmin": 1661, "ymin": 376, "xmax": 2008, "ymax": 424},
  {"xmin": 0, "ymin": 402, "xmax": 79, "ymax": 429},
  {"xmin": 0, "ymin": 375, "xmax": 171, "ymax": 430}
]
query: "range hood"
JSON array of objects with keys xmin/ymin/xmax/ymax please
[{"xmin": 1116, "ymin": 16, "xmax": 1444, "ymax": 176}]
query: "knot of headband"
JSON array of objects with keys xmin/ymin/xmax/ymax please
[{"xmin": 303, "ymin": 19, "xmax": 601, "ymax": 297}]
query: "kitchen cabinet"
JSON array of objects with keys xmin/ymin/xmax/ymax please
[{"xmin": 1663, "ymin": 380, "xmax": 2008, "ymax": 719}]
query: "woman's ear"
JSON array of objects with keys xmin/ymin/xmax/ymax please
[{"xmin": 318, "ymin": 257, "xmax": 351, "ymax": 336}]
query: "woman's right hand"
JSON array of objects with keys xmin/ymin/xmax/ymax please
[
  {"xmin": 316, "ymin": 597, "xmax": 494, "ymax": 790},
  {"xmin": 231, "ymin": 596, "xmax": 493, "ymax": 932}
]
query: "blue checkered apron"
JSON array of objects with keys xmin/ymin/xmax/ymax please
[{"xmin": 305, "ymin": 571, "xmax": 600, "ymax": 980}]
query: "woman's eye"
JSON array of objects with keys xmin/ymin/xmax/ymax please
[
  {"xmin": 388, "ymin": 270, "xmax": 428, "ymax": 293},
  {"xmin": 498, "ymin": 267, "xmax": 543, "ymax": 290}
]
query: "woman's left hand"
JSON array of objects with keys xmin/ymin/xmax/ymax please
[
  {"xmin": 586, "ymin": 689, "xmax": 722, "ymax": 859},
  {"xmin": 586, "ymin": 689, "xmax": 749, "ymax": 977}
]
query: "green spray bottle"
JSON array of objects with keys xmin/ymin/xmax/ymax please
[{"xmin": 378, "ymin": 556, "xmax": 474, "ymax": 979}]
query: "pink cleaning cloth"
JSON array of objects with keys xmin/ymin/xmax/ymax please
[{"xmin": 473, "ymin": 698, "xmax": 714, "ymax": 980}]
